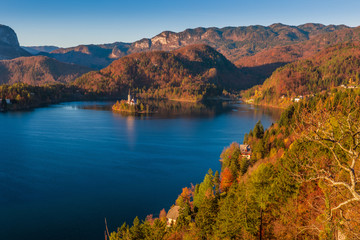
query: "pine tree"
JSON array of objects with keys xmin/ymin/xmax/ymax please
[
  {"xmin": 129, "ymin": 216, "xmax": 144, "ymax": 240},
  {"xmin": 195, "ymin": 189, "xmax": 218, "ymax": 239},
  {"xmin": 193, "ymin": 169, "xmax": 214, "ymax": 210},
  {"xmin": 214, "ymin": 183, "xmax": 247, "ymax": 239},
  {"xmin": 253, "ymin": 120, "xmax": 264, "ymax": 139}
]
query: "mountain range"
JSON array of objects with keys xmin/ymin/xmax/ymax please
[{"xmin": 39, "ymin": 23, "xmax": 350, "ymax": 70}]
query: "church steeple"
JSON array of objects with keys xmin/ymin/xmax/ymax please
[
  {"xmin": 127, "ymin": 89, "xmax": 137, "ymax": 105},
  {"xmin": 128, "ymin": 89, "xmax": 131, "ymax": 103}
]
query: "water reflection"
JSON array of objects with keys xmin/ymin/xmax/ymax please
[
  {"xmin": 126, "ymin": 116, "xmax": 136, "ymax": 148},
  {"xmin": 112, "ymin": 100, "xmax": 235, "ymax": 119}
]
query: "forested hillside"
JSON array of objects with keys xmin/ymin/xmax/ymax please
[
  {"xmin": 109, "ymin": 89, "xmax": 360, "ymax": 239},
  {"xmin": 74, "ymin": 44, "xmax": 255, "ymax": 101},
  {"xmin": 242, "ymin": 43, "xmax": 360, "ymax": 107}
]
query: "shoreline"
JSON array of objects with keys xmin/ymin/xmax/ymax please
[
  {"xmin": 1, "ymin": 95, "xmax": 243, "ymax": 113},
  {"xmin": 241, "ymin": 99, "xmax": 287, "ymax": 109}
]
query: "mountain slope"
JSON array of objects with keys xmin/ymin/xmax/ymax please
[
  {"xmin": 0, "ymin": 56, "xmax": 92, "ymax": 85},
  {"xmin": 74, "ymin": 44, "xmax": 254, "ymax": 100},
  {"xmin": 0, "ymin": 24, "xmax": 31, "ymax": 60},
  {"xmin": 242, "ymin": 43, "xmax": 360, "ymax": 106}
]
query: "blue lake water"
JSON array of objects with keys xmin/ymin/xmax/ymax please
[{"xmin": 0, "ymin": 101, "xmax": 281, "ymax": 240}]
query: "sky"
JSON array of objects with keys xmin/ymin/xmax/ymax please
[{"xmin": 1, "ymin": 0, "xmax": 360, "ymax": 48}]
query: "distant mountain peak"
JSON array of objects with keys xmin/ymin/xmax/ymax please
[
  {"xmin": 0, "ymin": 24, "xmax": 20, "ymax": 46},
  {"xmin": 0, "ymin": 24, "xmax": 31, "ymax": 60}
]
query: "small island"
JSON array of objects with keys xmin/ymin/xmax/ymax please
[{"xmin": 112, "ymin": 91, "xmax": 151, "ymax": 113}]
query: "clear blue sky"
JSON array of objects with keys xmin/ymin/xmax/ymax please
[{"xmin": 2, "ymin": 0, "xmax": 360, "ymax": 48}]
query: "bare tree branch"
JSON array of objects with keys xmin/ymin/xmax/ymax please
[{"xmin": 331, "ymin": 198, "xmax": 360, "ymax": 213}]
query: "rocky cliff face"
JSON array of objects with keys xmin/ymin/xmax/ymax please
[
  {"xmin": 0, "ymin": 24, "xmax": 31, "ymax": 60},
  {"xmin": 0, "ymin": 24, "xmax": 20, "ymax": 46}
]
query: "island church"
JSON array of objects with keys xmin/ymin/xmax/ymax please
[{"xmin": 127, "ymin": 90, "xmax": 137, "ymax": 105}]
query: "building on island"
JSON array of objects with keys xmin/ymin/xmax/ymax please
[
  {"xmin": 239, "ymin": 144, "xmax": 252, "ymax": 159},
  {"xmin": 166, "ymin": 205, "xmax": 180, "ymax": 226},
  {"xmin": 127, "ymin": 90, "xmax": 137, "ymax": 105}
]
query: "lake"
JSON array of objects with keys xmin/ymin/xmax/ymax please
[{"xmin": 0, "ymin": 101, "xmax": 281, "ymax": 240}]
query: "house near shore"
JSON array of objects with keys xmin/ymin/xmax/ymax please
[
  {"xmin": 293, "ymin": 96, "xmax": 304, "ymax": 102},
  {"xmin": 240, "ymin": 144, "xmax": 252, "ymax": 159},
  {"xmin": 127, "ymin": 90, "xmax": 137, "ymax": 105},
  {"xmin": 166, "ymin": 205, "xmax": 180, "ymax": 226}
]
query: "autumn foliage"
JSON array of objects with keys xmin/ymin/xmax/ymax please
[{"xmin": 74, "ymin": 44, "xmax": 256, "ymax": 101}]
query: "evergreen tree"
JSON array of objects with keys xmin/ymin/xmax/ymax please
[
  {"xmin": 214, "ymin": 170, "xmax": 220, "ymax": 198},
  {"xmin": 253, "ymin": 120, "xmax": 264, "ymax": 139},
  {"xmin": 214, "ymin": 183, "xmax": 246, "ymax": 239},
  {"xmin": 110, "ymin": 222, "xmax": 130, "ymax": 240},
  {"xmin": 195, "ymin": 189, "xmax": 218, "ymax": 239},
  {"xmin": 248, "ymin": 164, "xmax": 276, "ymax": 239},
  {"xmin": 143, "ymin": 219, "xmax": 167, "ymax": 240},
  {"xmin": 129, "ymin": 216, "xmax": 144, "ymax": 240},
  {"xmin": 193, "ymin": 169, "xmax": 214, "ymax": 210},
  {"xmin": 243, "ymin": 133, "xmax": 249, "ymax": 144}
]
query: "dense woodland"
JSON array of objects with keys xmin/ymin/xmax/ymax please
[
  {"xmin": 0, "ymin": 83, "xmax": 84, "ymax": 110},
  {"xmin": 109, "ymin": 89, "xmax": 360, "ymax": 240},
  {"xmin": 242, "ymin": 43, "xmax": 360, "ymax": 107}
]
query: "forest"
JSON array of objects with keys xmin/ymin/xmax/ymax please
[{"xmin": 109, "ymin": 88, "xmax": 360, "ymax": 240}]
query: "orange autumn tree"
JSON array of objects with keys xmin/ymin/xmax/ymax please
[
  {"xmin": 220, "ymin": 167, "xmax": 234, "ymax": 192},
  {"xmin": 159, "ymin": 209, "xmax": 167, "ymax": 222}
]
